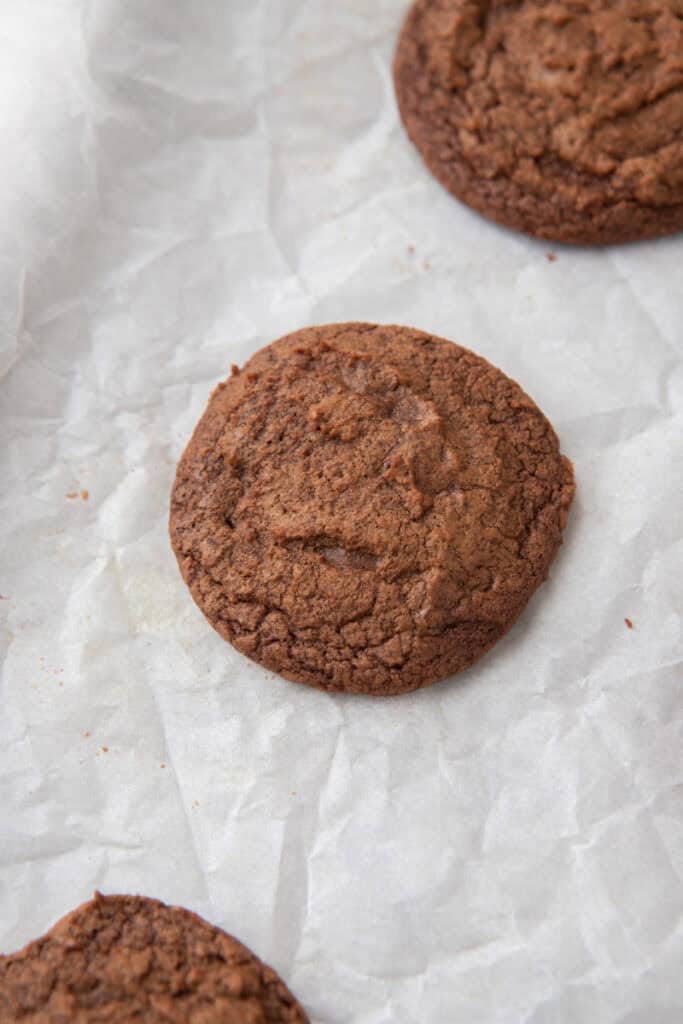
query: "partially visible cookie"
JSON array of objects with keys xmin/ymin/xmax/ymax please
[
  {"xmin": 394, "ymin": 0, "xmax": 683, "ymax": 244},
  {"xmin": 170, "ymin": 323, "xmax": 575, "ymax": 695},
  {"xmin": 0, "ymin": 893, "xmax": 308, "ymax": 1023}
]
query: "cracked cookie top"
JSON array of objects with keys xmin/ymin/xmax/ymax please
[
  {"xmin": 170, "ymin": 324, "xmax": 575, "ymax": 696},
  {"xmin": 0, "ymin": 893, "xmax": 308, "ymax": 1023},
  {"xmin": 394, "ymin": 0, "xmax": 683, "ymax": 244}
]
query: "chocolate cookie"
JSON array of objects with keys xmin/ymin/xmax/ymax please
[
  {"xmin": 394, "ymin": 0, "xmax": 683, "ymax": 244},
  {"xmin": 0, "ymin": 893, "xmax": 308, "ymax": 1023},
  {"xmin": 170, "ymin": 324, "xmax": 574, "ymax": 696}
]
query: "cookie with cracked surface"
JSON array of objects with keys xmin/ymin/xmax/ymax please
[
  {"xmin": 394, "ymin": 0, "xmax": 683, "ymax": 244},
  {"xmin": 170, "ymin": 323, "xmax": 575, "ymax": 696},
  {"xmin": 0, "ymin": 893, "xmax": 308, "ymax": 1023}
]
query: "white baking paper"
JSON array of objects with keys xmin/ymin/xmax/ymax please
[{"xmin": 1, "ymin": 2, "xmax": 682, "ymax": 1021}]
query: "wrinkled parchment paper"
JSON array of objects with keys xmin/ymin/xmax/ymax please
[{"xmin": 1, "ymin": 2, "xmax": 682, "ymax": 1021}]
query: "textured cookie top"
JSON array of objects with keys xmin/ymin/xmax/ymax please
[
  {"xmin": 170, "ymin": 324, "xmax": 574, "ymax": 696},
  {"xmin": 394, "ymin": 0, "xmax": 683, "ymax": 244},
  {"xmin": 0, "ymin": 894, "xmax": 308, "ymax": 1023}
]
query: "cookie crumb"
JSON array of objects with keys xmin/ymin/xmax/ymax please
[
  {"xmin": 66, "ymin": 492, "xmax": 78, "ymax": 500},
  {"xmin": 83, "ymin": 731, "xmax": 91, "ymax": 738},
  {"xmin": 80, "ymin": 489, "xmax": 89, "ymax": 501},
  {"xmin": 408, "ymin": 244, "xmax": 416, "ymax": 255},
  {"xmin": 423, "ymin": 259, "xmax": 431, "ymax": 270},
  {"xmin": 160, "ymin": 763, "xmax": 166, "ymax": 769},
  {"xmin": 624, "ymin": 618, "xmax": 634, "ymax": 630},
  {"xmin": 101, "ymin": 746, "xmax": 108, "ymax": 753},
  {"xmin": 547, "ymin": 252, "xmax": 557, "ymax": 262}
]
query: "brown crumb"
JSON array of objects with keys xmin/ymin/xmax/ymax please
[
  {"xmin": 624, "ymin": 618, "xmax": 634, "ymax": 630},
  {"xmin": 101, "ymin": 746, "xmax": 108, "ymax": 753},
  {"xmin": 160, "ymin": 763, "xmax": 166, "ymax": 769},
  {"xmin": 83, "ymin": 731, "xmax": 91, "ymax": 738},
  {"xmin": 423, "ymin": 259, "xmax": 431, "ymax": 270},
  {"xmin": 547, "ymin": 252, "xmax": 557, "ymax": 262},
  {"xmin": 407, "ymin": 244, "xmax": 416, "ymax": 255},
  {"xmin": 66, "ymin": 492, "xmax": 78, "ymax": 500},
  {"xmin": 80, "ymin": 490, "xmax": 89, "ymax": 501}
]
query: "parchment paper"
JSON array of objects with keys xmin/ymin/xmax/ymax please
[{"xmin": 1, "ymin": 2, "xmax": 682, "ymax": 1022}]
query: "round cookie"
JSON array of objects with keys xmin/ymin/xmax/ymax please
[
  {"xmin": 394, "ymin": 0, "xmax": 683, "ymax": 245},
  {"xmin": 170, "ymin": 323, "xmax": 574, "ymax": 696},
  {"xmin": 0, "ymin": 893, "xmax": 308, "ymax": 1023}
]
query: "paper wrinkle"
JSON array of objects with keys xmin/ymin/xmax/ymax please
[
  {"xmin": 1, "ymin": 1, "xmax": 682, "ymax": 1022},
  {"xmin": 145, "ymin": 678, "xmax": 212, "ymax": 908}
]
